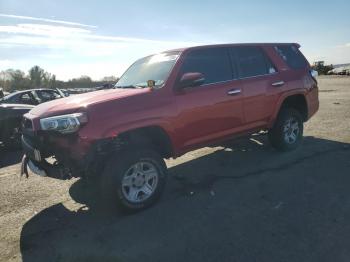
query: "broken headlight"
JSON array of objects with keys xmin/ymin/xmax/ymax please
[{"xmin": 40, "ymin": 112, "xmax": 88, "ymax": 134}]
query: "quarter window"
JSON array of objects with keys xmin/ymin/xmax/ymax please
[
  {"xmin": 234, "ymin": 47, "xmax": 276, "ymax": 78},
  {"xmin": 180, "ymin": 48, "xmax": 233, "ymax": 85},
  {"xmin": 275, "ymin": 45, "xmax": 307, "ymax": 69}
]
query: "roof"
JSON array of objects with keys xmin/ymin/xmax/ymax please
[
  {"xmin": 12, "ymin": 88, "xmax": 54, "ymax": 93},
  {"xmin": 165, "ymin": 43, "xmax": 300, "ymax": 53}
]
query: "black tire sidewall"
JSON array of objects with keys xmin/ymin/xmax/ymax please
[{"xmin": 100, "ymin": 148, "xmax": 167, "ymax": 211}]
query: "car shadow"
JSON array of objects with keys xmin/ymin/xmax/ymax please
[{"xmin": 20, "ymin": 136, "xmax": 350, "ymax": 262}]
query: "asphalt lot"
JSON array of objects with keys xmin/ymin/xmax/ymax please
[{"xmin": 0, "ymin": 75, "xmax": 350, "ymax": 262}]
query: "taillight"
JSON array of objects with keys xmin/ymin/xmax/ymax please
[{"xmin": 310, "ymin": 70, "xmax": 318, "ymax": 84}]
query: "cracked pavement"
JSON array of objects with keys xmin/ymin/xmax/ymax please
[{"xmin": 1, "ymin": 76, "xmax": 350, "ymax": 262}]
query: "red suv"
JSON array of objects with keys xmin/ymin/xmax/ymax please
[{"xmin": 21, "ymin": 43, "xmax": 319, "ymax": 210}]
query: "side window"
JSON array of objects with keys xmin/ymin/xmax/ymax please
[
  {"xmin": 275, "ymin": 45, "xmax": 307, "ymax": 69},
  {"xmin": 234, "ymin": 47, "xmax": 276, "ymax": 78},
  {"xmin": 37, "ymin": 90, "xmax": 61, "ymax": 102},
  {"xmin": 180, "ymin": 48, "xmax": 233, "ymax": 85},
  {"xmin": 18, "ymin": 93, "xmax": 35, "ymax": 105}
]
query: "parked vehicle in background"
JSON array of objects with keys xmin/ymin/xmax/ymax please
[
  {"xmin": 59, "ymin": 89, "xmax": 70, "ymax": 97},
  {"xmin": 0, "ymin": 103, "xmax": 34, "ymax": 147},
  {"xmin": 21, "ymin": 43, "xmax": 319, "ymax": 211},
  {"xmin": 96, "ymin": 83, "xmax": 116, "ymax": 90},
  {"xmin": 0, "ymin": 88, "xmax": 66, "ymax": 147},
  {"xmin": 0, "ymin": 88, "xmax": 66, "ymax": 105},
  {"xmin": 327, "ymin": 64, "xmax": 350, "ymax": 75}
]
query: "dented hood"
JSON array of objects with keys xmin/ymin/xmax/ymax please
[{"xmin": 29, "ymin": 88, "xmax": 150, "ymax": 118}]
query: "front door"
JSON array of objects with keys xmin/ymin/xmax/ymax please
[{"xmin": 174, "ymin": 47, "xmax": 244, "ymax": 151}]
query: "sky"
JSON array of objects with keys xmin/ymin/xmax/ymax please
[{"xmin": 0, "ymin": 0, "xmax": 349, "ymax": 81}]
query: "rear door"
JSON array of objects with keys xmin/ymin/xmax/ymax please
[
  {"xmin": 175, "ymin": 47, "xmax": 244, "ymax": 150},
  {"xmin": 231, "ymin": 46, "xmax": 282, "ymax": 126}
]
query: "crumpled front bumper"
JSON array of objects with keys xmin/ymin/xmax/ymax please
[
  {"xmin": 21, "ymin": 135, "xmax": 72, "ymax": 180},
  {"xmin": 21, "ymin": 155, "xmax": 47, "ymax": 178}
]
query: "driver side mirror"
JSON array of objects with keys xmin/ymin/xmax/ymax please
[{"xmin": 178, "ymin": 72, "xmax": 205, "ymax": 89}]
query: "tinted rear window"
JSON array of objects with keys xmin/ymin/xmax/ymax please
[
  {"xmin": 233, "ymin": 47, "xmax": 276, "ymax": 78},
  {"xmin": 275, "ymin": 45, "xmax": 308, "ymax": 69},
  {"xmin": 180, "ymin": 48, "xmax": 232, "ymax": 85}
]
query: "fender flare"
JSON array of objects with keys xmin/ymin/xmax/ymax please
[{"xmin": 268, "ymin": 89, "xmax": 308, "ymax": 128}]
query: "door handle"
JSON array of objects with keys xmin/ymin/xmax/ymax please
[
  {"xmin": 227, "ymin": 89, "xmax": 241, "ymax": 96},
  {"xmin": 272, "ymin": 81, "xmax": 285, "ymax": 87}
]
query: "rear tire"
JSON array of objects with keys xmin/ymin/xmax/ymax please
[
  {"xmin": 100, "ymin": 148, "xmax": 167, "ymax": 211},
  {"xmin": 268, "ymin": 108, "xmax": 303, "ymax": 151}
]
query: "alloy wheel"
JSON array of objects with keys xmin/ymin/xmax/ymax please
[{"xmin": 121, "ymin": 161, "xmax": 159, "ymax": 203}]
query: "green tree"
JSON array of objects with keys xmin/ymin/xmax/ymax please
[
  {"xmin": 68, "ymin": 76, "xmax": 93, "ymax": 88},
  {"xmin": 29, "ymin": 65, "xmax": 45, "ymax": 88},
  {"xmin": 42, "ymin": 72, "xmax": 56, "ymax": 88},
  {"xmin": 3, "ymin": 69, "xmax": 30, "ymax": 91},
  {"xmin": 101, "ymin": 76, "xmax": 119, "ymax": 82},
  {"xmin": 27, "ymin": 65, "xmax": 57, "ymax": 88},
  {"xmin": 0, "ymin": 70, "xmax": 11, "ymax": 91}
]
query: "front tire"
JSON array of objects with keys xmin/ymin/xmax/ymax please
[
  {"xmin": 268, "ymin": 108, "xmax": 303, "ymax": 151},
  {"xmin": 100, "ymin": 148, "xmax": 167, "ymax": 211}
]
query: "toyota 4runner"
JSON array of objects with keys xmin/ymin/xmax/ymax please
[{"xmin": 21, "ymin": 43, "xmax": 319, "ymax": 211}]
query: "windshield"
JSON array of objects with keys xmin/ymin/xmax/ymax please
[{"xmin": 115, "ymin": 51, "xmax": 180, "ymax": 88}]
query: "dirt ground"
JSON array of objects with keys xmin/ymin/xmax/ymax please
[{"xmin": 0, "ymin": 75, "xmax": 350, "ymax": 262}]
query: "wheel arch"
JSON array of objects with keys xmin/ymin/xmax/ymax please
[
  {"xmin": 117, "ymin": 125, "xmax": 174, "ymax": 159},
  {"xmin": 270, "ymin": 92, "xmax": 308, "ymax": 127}
]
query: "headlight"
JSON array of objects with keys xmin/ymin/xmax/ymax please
[{"xmin": 40, "ymin": 112, "xmax": 88, "ymax": 134}]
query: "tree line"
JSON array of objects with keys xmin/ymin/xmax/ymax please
[{"xmin": 0, "ymin": 66, "xmax": 119, "ymax": 92}]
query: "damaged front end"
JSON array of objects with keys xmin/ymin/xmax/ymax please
[
  {"xmin": 20, "ymin": 129, "xmax": 123, "ymax": 180},
  {"xmin": 20, "ymin": 135, "xmax": 75, "ymax": 180},
  {"xmin": 20, "ymin": 111, "xmax": 124, "ymax": 180},
  {"xmin": 20, "ymin": 111, "xmax": 95, "ymax": 179},
  {"xmin": 21, "ymin": 155, "xmax": 73, "ymax": 179}
]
